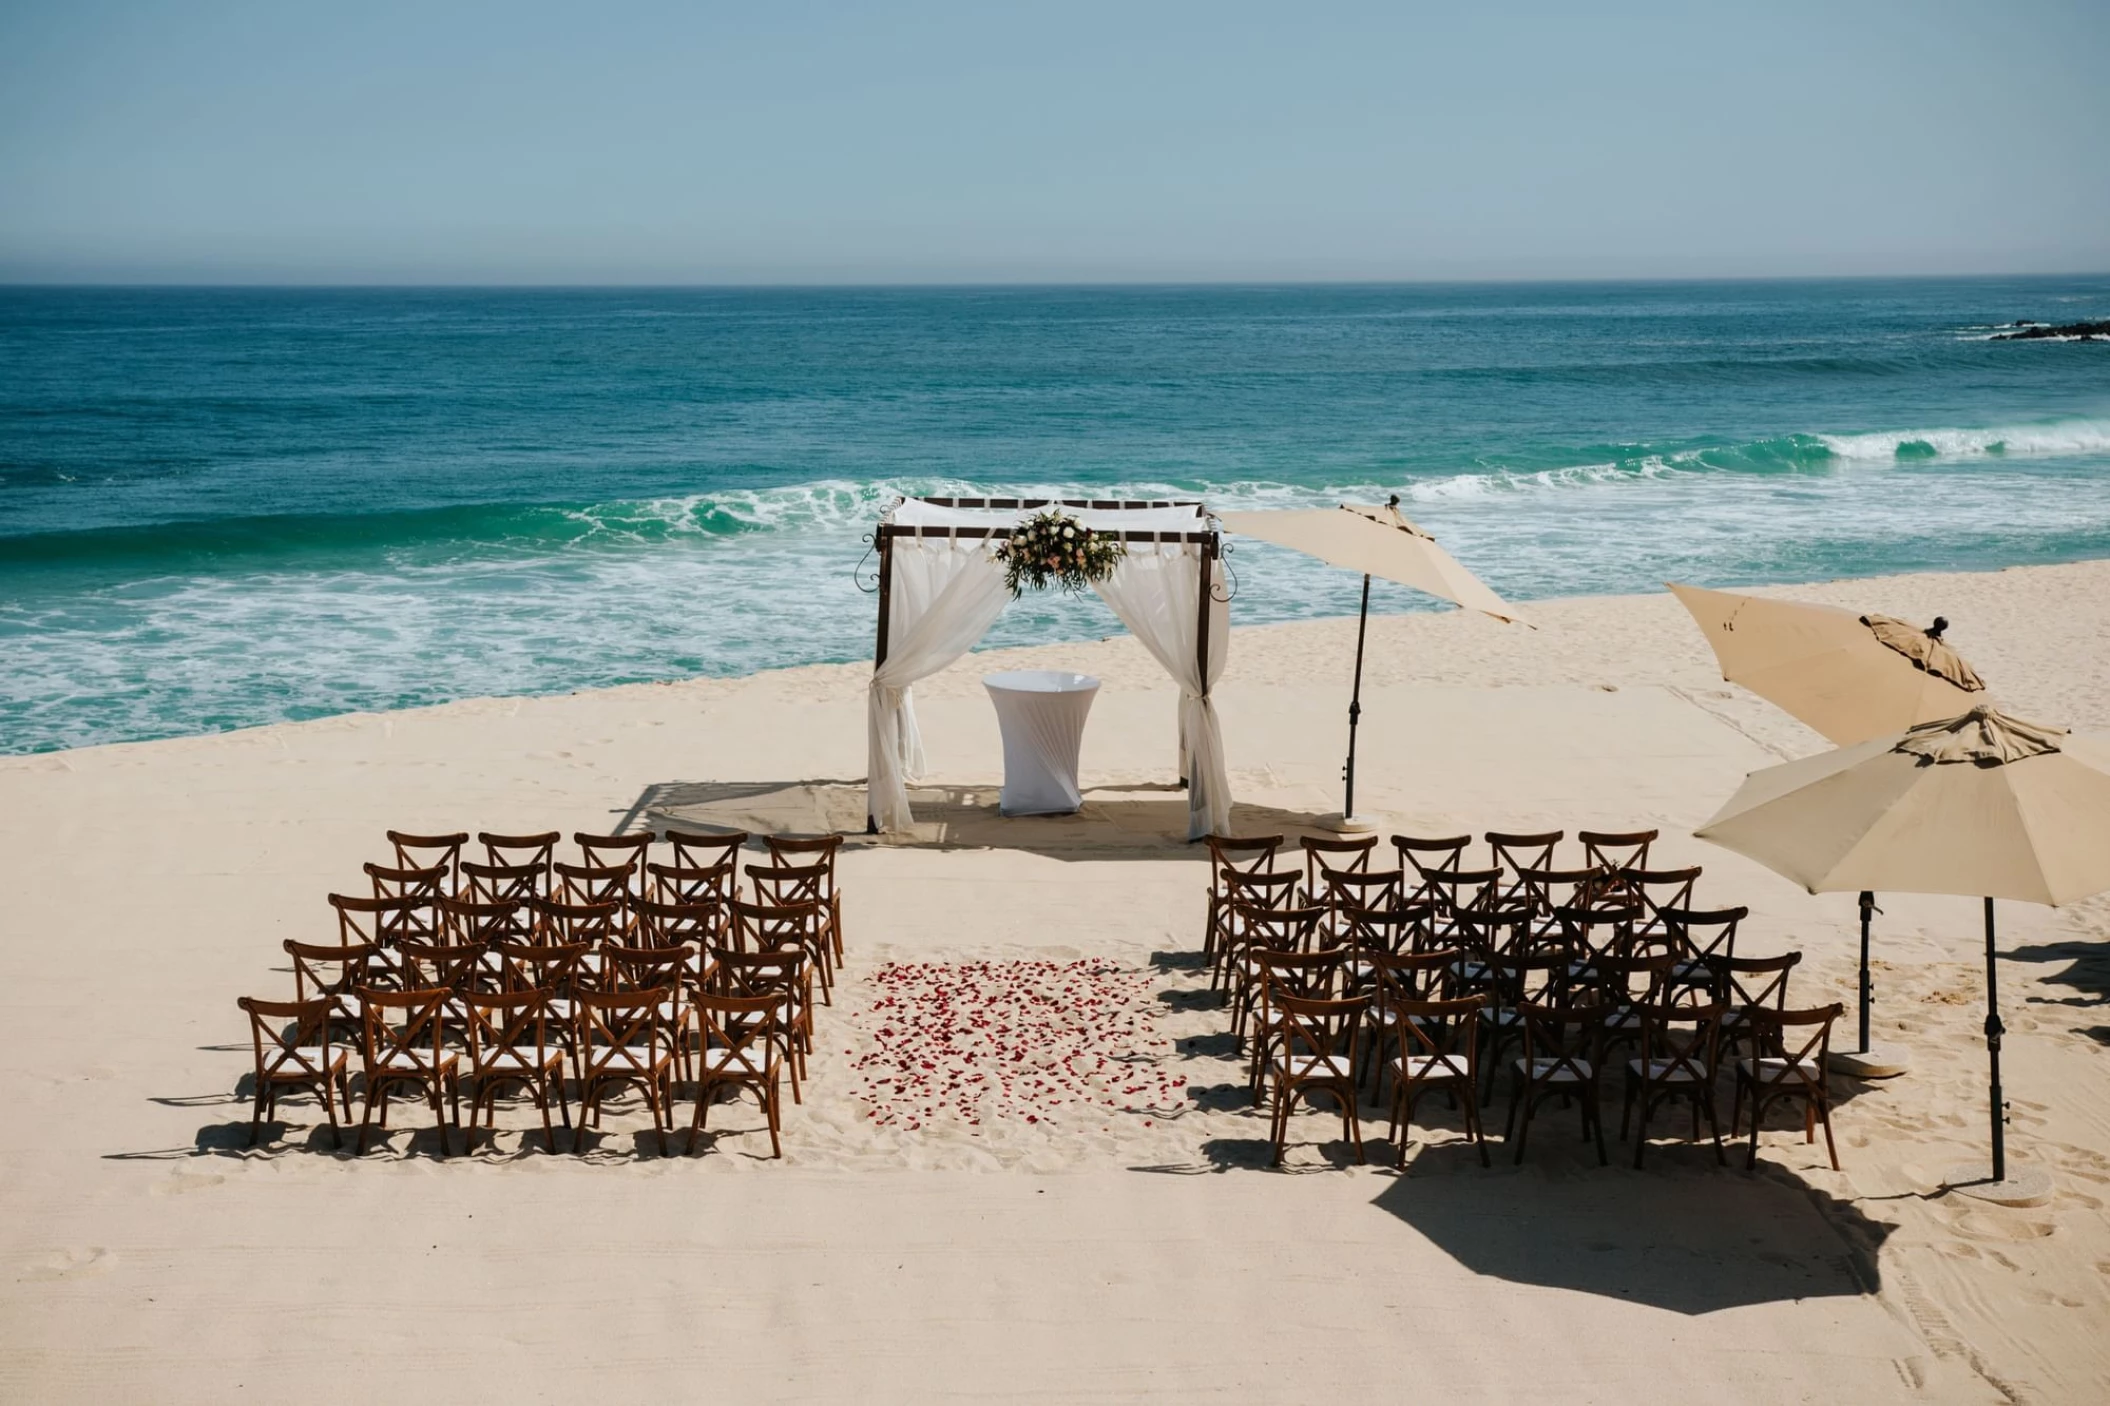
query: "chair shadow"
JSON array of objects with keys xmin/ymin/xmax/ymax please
[
  {"xmin": 616, "ymin": 778, "xmax": 1337, "ymax": 862},
  {"xmin": 1368, "ymin": 1139, "xmax": 1889, "ymax": 1314}
]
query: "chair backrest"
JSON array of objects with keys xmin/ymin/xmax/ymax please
[
  {"xmin": 460, "ymin": 860, "xmax": 548, "ymax": 905},
  {"xmin": 1661, "ymin": 907, "xmax": 1746, "ymax": 965},
  {"xmin": 479, "ymin": 830, "xmax": 559, "ymax": 873},
  {"xmin": 1520, "ymin": 1001, "xmax": 1605, "ymax": 1080},
  {"xmin": 763, "ymin": 833, "xmax": 842, "ymax": 878},
  {"xmin": 1636, "ymin": 1001, "xmax": 1723, "ymax": 1083},
  {"xmin": 386, "ymin": 830, "xmax": 466, "ymax": 886},
  {"xmin": 1451, "ymin": 908, "xmax": 1530, "ymax": 962},
  {"xmin": 705, "ymin": 947, "xmax": 807, "ymax": 1000},
  {"xmin": 1486, "ymin": 830, "xmax": 1563, "ymax": 878},
  {"xmin": 1424, "ymin": 867, "xmax": 1504, "ymax": 919},
  {"xmin": 1512, "ymin": 867, "xmax": 1598, "ymax": 918},
  {"xmin": 1231, "ymin": 905, "xmax": 1326, "ymax": 956},
  {"xmin": 1392, "ymin": 834, "xmax": 1471, "ymax": 906},
  {"xmin": 1579, "ymin": 829, "xmax": 1657, "ymax": 875},
  {"xmin": 728, "ymin": 898, "xmax": 822, "ymax": 954},
  {"xmin": 665, "ymin": 828, "xmax": 749, "ymax": 872},
  {"xmin": 1220, "ymin": 869, "xmax": 1300, "ymax": 916},
  {"xmin": 648, "ymin": 859, "xmax": 738, "ymax": 907},
  {"xmin": 438, "ymin": 893, "xmax": 528, "ymax": 947},
  {"xmin": 552, "ymin": 860, "xmax": 634, "ymax": 910},
  {"xmin": 1620, "ymin": 867, "xmax": 1701, "ymax": 920},
  {"xmin": 461, "ymin": 988, "xmax": 557, "ymax": 1065},
  {"xmin": 691, "ymin": 993, "xmax": 780, "ymax": 1078},
  {"xmin": 1555, "ymin": 904, "xmax": 1640, "ymax": 958},
  {"xmin": 1749, "ymin": 1003, "xmax": 1841, "ymax": 1075},
  {"xmin": 1321, "ymin": 868, "xmax": 1405, "ymax": 917},
  {"xmin": 283, "ymin": 939, "xmax": 379, "ymax": 1002},
  {"xmin": 1299, "ymin": 833, "xmax": 1378, "ymax": 891},
  {"xmin": 1206, "ymin": 834, "xmax": 1283, "ymax": 897},
  {"xmin": 364, "ymin": 861, "xmax": 448, "ymax": 906},
  {"xmin": 524, "ymin": 894, "xmax": 622, "ymax": 947},
  {"xmin": 356, "ymin": 987, "xmax": 452, "ymax": 1072},
  {"xmin": 597, "ymin": 944, "xmax": 693, "ymax": 995},
  {"xmin": 1371, "ymin": 948, "xmax": 1459, "ymax": 1004},
  {"xmin": 1489, "ymin": 952, "xmax": 1569, "ymax": 1009},
  {"xmin": 1393, "ymin": 993, "xmax": 1481, "ymax": 1065},
  {"xmin": 574, "ymin": 987, "xmax": 671, "ymax": 1070},
  {"xmin": 631, "ymin": 896, "xmax": 724, "ymax": 948},
  {"xmin": 1269, "ymin": 990, "xmax": 1366, "ymax": 1066},
  {"xmin": 395, "ymin": 938, "xmax": 484, "ymax": 992},
  {"xmin": 1708, "ymin": 950, "xmax": 1801, "ymax": 1012},
  {"xmin": 1588, "ymin": 951, "xmax": 1673, "ymax": 1008},
  {"xmin": 329, "ymin": 893, "xmax": 421, "ymax": 949},
  {"xmin": 238, "ymin": 995, "xmax": 336, "ymax": 1080},
  {"xmin": 1337, "ymin": 901, "xmax": 1436, "ymax": 959},
  {"xmin": 746, "ymin": 862, "xmax": 829, "ymax": 911},
  {"xmin": 1254, "ymin": 947, "xmax": 1345, "ymax": 1001},
  {"xmin": 575, "ymin": 830, "xmax": 653, "ymax": 872},
  {"xmin": 490, "ymin": 939, "xmax": 589, "ymax": 995}
]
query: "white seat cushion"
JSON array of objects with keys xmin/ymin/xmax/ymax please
[
  {"xmin": 1739, "ymin": 1056, "xmax": 1822, "ymax": 1081},
  {"xmin": 263, "ymin": 1048, "xmax": 344, "ymax": 1076},
  {"xmin": 1390, "ymin": 1053, "xmax": 1469, "ymax": 1080},
  {"xmin": 1627, "ymin": 1057, "xmax": 1705, "ymax": 1083},
  {"xmin": 1514, "ymin": 1056, "xmax": 1594, "ymax": 1082},
  {"xmin": 1274, "ymin": 1054, "xmax": 1352, "ymax": 1080}
]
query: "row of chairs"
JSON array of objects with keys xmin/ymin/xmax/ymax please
[
  {"xmin": 1204, "ymin": 833, "xmax": 1843, "ymax": 1170},
  {"xmin": 239, "ymin": 827, "xmax": 851, "ymax": 1158}
]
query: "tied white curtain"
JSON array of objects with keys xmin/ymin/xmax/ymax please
[
  {"xmin": 1093, "ymin": 543, "xmax": 1231, "ymax": 839},
  {"xmin": 867, "ymin": 539, "xmax": 1011, "ymax": 833}
]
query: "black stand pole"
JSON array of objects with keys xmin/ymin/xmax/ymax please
[
  {"xmin": 1984, "ymin": 896, "xmax": 2006, "ymax": 1183},
  {"xmin": 1857, "ymin": 890, "xmax": 1876, "ymax": 1052},
  {"xmin": 1342, "ymin": 572, "xmax": 1372, "ymax": 820}
]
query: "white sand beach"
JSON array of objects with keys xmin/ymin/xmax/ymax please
[{"xmin": 3, "ymin": 560, "xmax": 2107, "ymax": 1402}]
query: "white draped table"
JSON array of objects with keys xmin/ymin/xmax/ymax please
[{"xmin": 982, "ymin": 670, "xmax": 1100, "ymax": 816}]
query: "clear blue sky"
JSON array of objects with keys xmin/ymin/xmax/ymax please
[{"xmin": 2, "ymin": 0, "xmax": 2104, "ymax": 284}]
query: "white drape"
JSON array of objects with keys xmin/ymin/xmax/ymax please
[
  {"xmin": 867, "ymin": 540, "xmax": 1011, "ymax": 833},
  {"xmin": 1093, "ymin": 544, "xmax": 1231, "ymax": 840}
]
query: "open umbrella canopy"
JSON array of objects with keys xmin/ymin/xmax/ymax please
[
  {"xmin": 1668, "ymin": 583, "xmax": 1983, "ymax": 746},
  {"xmin": 1695, "ymin": 705, "xmax": 2110, "ymax": 906},
  {"xmin": 1220, "ymin": 503, "xmax": 1522, "ymax": 623}
]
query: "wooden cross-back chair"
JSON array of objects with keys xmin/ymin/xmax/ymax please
[
  {"xmin": 733, "ymin": 880, "xmax": 833, "ymax": 1005},
  {"xmin": 283, "ymin": 938, "xmax": 381, "ymax": 1039},
  {"xmin": 1619, "ymin": 867, "xmax": 1702, "ymax": 938},
  {"xmin": 1298, "ymin": 833, "xmax": 1379, "ymax": 901},
  {"xmin": 459, "ymin": 860, "xmax": 546, "ymax": 906},
  {"xmin": 1421, "ymin": 867, "xmax": 1505, "ymax": 943},
  {"xmin": 479, "ymin": 830, "xmax": 559, "ymax": 876},
  {"xmin": 1578, "ymin": 829, "xmax": 1657, "ymax": 903},
  {"xmin": 1589, "ymin": 950, "xmax": 1675, "ymax": 1064},
  {"xmin": 1506, "ymin": 1001, "xmax": 1609, "ymax": 1166},
  {"xmin": 438, "ymin": 894, "xmax": 528, "ymax": 950},
  {"xmin": 745, "ymin": 864, "xmax": 838, "ymax": 981},
  {"xmin": 1661, "ymin": 906, "xmax": 1746, "ymax": 991},
  {"xmin": 727, "ymin": 897, "xmax": 822, "ymax": 954},
  {"xmin": 553, "ymin": 860, "xmax": 633, "ymax": 914},
  {"xmin": 703, "ymin": 948, "xmax": 812, "ymax": 1100},
  {"xmin": 1385, "ymin": 994, "xmax": 1489, "ymax": 1167},
  {"xmin": 665, "ymin": 828, "xmax": 748, "ymax": 873},
  {"xmin": 1555, "ymin": 904, "xmax": 1640, "ymax": 973},
  {"xmin": 1732, "ymin": 1004, "xmax": 1843, "ymax": 1171},
  {"xmin": 573, "ymin": 987, "xmax": 677, "ymax": 1156},
  {"xmin": 1320, "ymin": 869, "xmax": 1406, "ymax": 937},
  {"xmin": 1484, "ymin": 831, "xmax": 1563, "ymax": 909},
  {"xmin": 1210, "ymin": 870, "xmax": 1302, "ymax": 989},
  {"xmin": 1203, "ymin": 834, "xmax": 1284, "ymax": 962},
  {"xmin": 363, "ymin": 862, "xmax": 448, "ymax": 931},
  {"xmin": 1223, "ymin": 905, "xmax": 1326, "ymax": 1040},
  {"xmin": 689, "ymin": 992, "xmax": 785, "ymax": 1158},
  {"xmin": 1263, "ymin": 990, "xmax": 1367, "ymax": 1167},
  {"xmin": 1359, "ymin": 947, "xmax": 1460, "ymax": 1093},
  {"xmin": 763, "ymin": 835, "xmax": 847, "ymax": 965},
  {"xmin": 1510, "ymin": 868, "xmax": 1599, "ymax": 936},
  {"xmin": 591, "ymin": 944, "xmax": 695, "ymax": 1079},
  {"xmin": 1480, "ymin": 949, "xmax": 1570, "ymax": 1100},
  {"xmin": 1622, "ymin": 1001, "xmax": 1726, "ymax": 1168},
  {"xmin": 353, "ymin": 987, "xmax": 462, "ymax": 1157},
  {"xmin": 1707, "ymin": 950, "xmax": 1802, "ymax": 1060},
  {"xmin": 460, "ymin": 988, "xmax": 570, "ymax": 1154},
  {"xmin": 648, "ymin": 859, "xmax": 738, "ymax": 909},
  {"xmin": 386, "ymin": 830, "xmax": 466, "ymax": 890},
  {"xmin": 525, "ymin": 895, "xmax": 622, "ymax": 950},
  {"xmin": 489, "ymin": 939, "xmax": 588, "ymax": 1075},
  {"xmin": 575, "ymin": 830, "xmax": 653, "ymax": 875},
  {"xmin": 237, "ymin": 995, "xmax": 352, "ymax": 1147},
  {"xmin": 1447, "ymin": 908, "xmax": 1530, "ymax": 1001},
  {"xmin": 1336, "ymin": 900, "xmax": 1437, "ymax": 968},
  {"xmin": 1391, "ymin": 834, "xmax": 1472, "ymax": 910},
  {"xmin": 631, "ymin": 896, "xmax": 726, "ymax": 951},
  {"xmin": 329, "ymin": 893, "xmax": 420, "ymax": 952},
  {"xmin": 1243, "ymin": 947, "xmax": 1348, "ymax": 1094}
]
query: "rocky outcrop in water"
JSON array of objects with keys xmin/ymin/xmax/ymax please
[{"xmin": 1991, "ymin": 320, "xmax": 2110, "ymax": 341}]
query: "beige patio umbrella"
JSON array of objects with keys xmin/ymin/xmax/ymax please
[
  {"xmin": 1669, "ymin": 582, "xmax": 1991, "ymax": 1073},
  {"xmin": 1218, "ymin": 497, "xmax": 1521, "ymax": 829},
  {"xmin": 1696, "ymin": 704, "xmax": 2110, "ymax": 1203}
]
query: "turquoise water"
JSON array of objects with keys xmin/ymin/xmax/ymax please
[{"xmin": 2, "ymin": 278, "xmax": 2107, "ymax": 754}]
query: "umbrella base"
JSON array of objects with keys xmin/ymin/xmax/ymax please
[
  {"xmin": 1940, "ymin": 1162, "xmax": 2052, "ymax": 1208},
  {"xmin": 1316, "ymin": 811, "xmax": 1377, "ymax": 835},
  {"xmin": 1826, "ymin": 1043, "xmax": 1910, "ymax": 1079}
]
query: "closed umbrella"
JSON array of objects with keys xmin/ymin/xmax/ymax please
[
  {"xmin": 1219, "ymin": 498, "xmax": 1521, "ymax": 830},
  {"xmin": 1696, "ymin": 705, "xmax": 2110, "ymax": 1204},
  {"xmin": 1669, "ymin": 583, "xmax": 1992, "ymax": 1075}
]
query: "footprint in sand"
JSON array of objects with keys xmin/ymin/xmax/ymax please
[
  {"xmin": 150, "ymin": 1170, "xmax": 226, "ymax": 1197},
  {"xmin": 25, "ymin": 1247, "xmax": 114, "ymax": 1281}
]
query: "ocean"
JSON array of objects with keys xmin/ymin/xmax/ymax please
[{"xmin": 2, "ymin": 277, "xmax": 2107, "ymax": 755}]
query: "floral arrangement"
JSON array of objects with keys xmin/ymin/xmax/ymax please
[{"xmin": 996, "ymin": 509, "xmax": 1126, "ymax": 598}]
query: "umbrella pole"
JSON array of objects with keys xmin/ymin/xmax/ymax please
[
  {"xmin": 1342, "ymin": 573, "xmax": 1371, "ymax": 820},
  {"xmin": 1984, "ymin": 896, "xmax": 2005, "ymax": 1184},
  {"xmin": 1857, "ymin": 891, "xmax": 1875, "ymax": 1052}
]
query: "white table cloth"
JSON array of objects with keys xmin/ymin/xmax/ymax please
[{"xmin": 982, "ymin": 670, "xmax": 1100, "ymax": 816}]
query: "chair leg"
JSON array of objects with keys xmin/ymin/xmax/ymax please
[
  {"xmin": 766, "ymin": 1073, "xmax": 783, "ymax": 1159},
  {"xmin": 1817, "ymin": 1095, "xmax": 1840, "ymax": 1171},
  {"xmin": 1466, "ymin": 1081, "xmax": 1491, "ymax": 1167},
  {"xmin": 1588, "ymin": 1088, "xmax": 1607, "ymax": 1166}
]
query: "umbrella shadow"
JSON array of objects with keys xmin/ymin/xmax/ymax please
[
  {"xmin": 1370, "ymin": 1141, "xmax": 1889, "ymax": 1313},
  {"xmin": 2006, "ymin": 937, "xmax": 2110, "ymax": 1020}
]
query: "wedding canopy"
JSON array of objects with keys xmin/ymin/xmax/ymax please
[{"xmin": 865, "ymin": 497, "xmax": 1229, "ymax": 840}]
